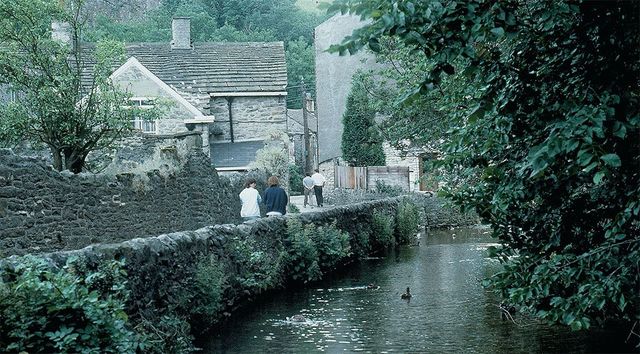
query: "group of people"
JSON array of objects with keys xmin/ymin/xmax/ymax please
[{"xmin": 239, "ymin": 169, "xmax": 326, "ymax": 221}]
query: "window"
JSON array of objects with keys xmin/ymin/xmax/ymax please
[{"xmin": 129, "ymin": 97, "xmax": 158, "ymax": 134}]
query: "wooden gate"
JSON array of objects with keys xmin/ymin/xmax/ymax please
[{"xmin": 334, "ymin": 166, "xmax": 367, "ymax": 189}]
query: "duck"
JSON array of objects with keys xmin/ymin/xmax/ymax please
[
  {"xmin": 287, "ymin": 314, "xmax": 307, "ymax": 322},
  {"xmin": 367, "ymin": 283, "xmax": 380, "ymax": 290},
  {"xmin": 401, "ymin": 287, "xmax": 412, "ymax": 300}
]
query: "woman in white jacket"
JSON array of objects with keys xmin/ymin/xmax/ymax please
[{"xmin": 239, "ymin": 178, "xmax": 261, "ymax": 221}]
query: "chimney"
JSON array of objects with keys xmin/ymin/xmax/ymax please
[
  {"xmin": 51, "ymin": 21, "xmax": 72, "ymax": 46},
  {"xmin": 171, "ymin": 17, "xmax": 192, "ymax": 50}
]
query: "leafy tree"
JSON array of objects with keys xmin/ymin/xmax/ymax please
[
  {"xmin": 329, "ymin": 0, "xmax": 640, "ymax": 333},
  {"xmin": 285, "ymin": 37, "xmax": 315, "ymax": 109},
  {"xmin": 341, "ymin": 73, "xmax": 385, "ymax": 166},
  {"xmin": 0, "ymin": 0, "xmax": 154, "ymax": 173}
]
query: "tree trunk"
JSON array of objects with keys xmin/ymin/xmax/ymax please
[
  {"xmin": 49, "ymin": 146, "xmax": 63, "ymax": 171},
  {"xmin": 64, "ymin": 148, "xmax": 86, "ymax": 174}
]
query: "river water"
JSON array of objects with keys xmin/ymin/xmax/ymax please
[{"xmin": 201, "ymin": 227, "xmax": 634, "ymax": 353}]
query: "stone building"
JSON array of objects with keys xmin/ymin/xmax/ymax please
[{"xmin": 79, "ymin": 17, "xmax": 288, "ymax": 171}]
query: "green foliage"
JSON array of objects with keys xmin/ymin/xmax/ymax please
[
  {"xmin": 288, "ymin": 203, "xmax": 301, "ymax": 214},
  {"xmin": 134, "ymin": 314, "xmax": 193, "ymax": 354},
  {"xmin": 190, "ymin": 256, "xmax": 227, "ymax": 331},
  {"xmin": 371, "ymin": 210, "xmax": 395, "ymax": 249},
  {"xmin": 374, "ymin": 180, "xmax": 404, "ymax": 196},
  {"xmin": 341, "ymin": 73, "xmax": 386, "ymax": 166},
  {"xmin": 251, "ymin": 131, "xmax": 290, "ymax": 182},
  {"xmin": 227, "ymin": 236, "xmax": 286, "ymax": 294},
  {"xmin": 285, "ymin": 218, "xmax": 321, "ymax": 283},
  {"xmin": 330, "ymin": 0, "xmax": 640, "ymax": 331},
  {"xmin": 0, "ymin": 256, "xmax": 141, "ymax": 353},
  {"xmin": 285, "ymin": 218, "xmax": 352, "ymax": 282},
  {"xmin": 395, "ymin": 199, "xmax": 420, "ymax": 245},
  {"xmin": 288, "ymin": 164, "xmax": 304, "ymax": 195},
  {"xmin": 286, "ymin": 37, "xmax": 316, "ymax": 109},
  {"xmin": 0, "ymin": 0, "xmax": 157, "ymax": 173},
  {"xmin": 310, "ymin": 222, "xmax": 351, "ymax": 270}
]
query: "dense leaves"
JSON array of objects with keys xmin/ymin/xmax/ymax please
[
  {"xmin": 330, "ymin": 0, "xmax": 640, "ymax": 333},
  {"xmin": 0, "ymin": 257, "xmax": 140, "ymax": 353},
  {"xmin": 341, "ymin": 73, "xmax": 386, "ymax": 166}
]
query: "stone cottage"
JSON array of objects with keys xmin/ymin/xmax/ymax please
[{"xmin": 79, "ymin": 17, "xmax": 288, "ymax": 171}]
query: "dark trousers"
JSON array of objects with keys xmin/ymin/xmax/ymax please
[{"xmin": 314, "ymin": 186, "xmax": 323, "ymax": 207}]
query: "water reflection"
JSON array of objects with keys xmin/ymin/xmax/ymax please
[{"xmin": 201, "ymin": 227, "xmax": 634, "ymax": 353}]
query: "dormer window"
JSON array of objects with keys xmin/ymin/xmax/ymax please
[{"xmin": 130, "ymin": 97, "xmax": 158, "ymax": 134}]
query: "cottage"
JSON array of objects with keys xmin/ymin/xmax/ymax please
[{"xmin": 78, "ymin": 17, "xmax": 288, "ymax": 171}]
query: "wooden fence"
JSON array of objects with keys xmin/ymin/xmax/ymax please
[{"xmin": 334, "ymin": 165, "xmax": 409, "ymax": 190}]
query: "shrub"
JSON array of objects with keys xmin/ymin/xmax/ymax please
[
  {"xmin": 285, "ymin": 218, "xmax": 321, "ymax": 283},
  {"xmin": 371, "ymin": 210, "xmax": 395, "ymax": 249},
  {"xmin": 288, "ymin": 164, "xmax": 304, "ymax": 195},
  {"xmin": 190, "ymin": 255, "xmax": 227, "ymax": 332},
  {"xmin": 396, "ymin": 199, "xmax": 420, "ymax": 245},
  {"xmin": 288, "ymin": 203, "xmax": 301, "ymax": 214},
  {"xmin": 311, "ymin": 222, "xmax": 351, "ymax": 270},
  {"xmin": 227, "ymin": 236, "xmax": 286, "ymax": 294},
  {"xmin": 0, "ymin": 256, "xmax": 141, "ymax": 353},
  {"xmin": 374, "ymin": 180, "xmax": 405, "ymax": 196}
]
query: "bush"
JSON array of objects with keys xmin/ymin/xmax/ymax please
[
  {"xmin": 396, "ymin": 199, "xmax": 420, "ymax": 245},
  {"xmin": 285, "ymin": 218, "xmax": 321, "ymax": 283},
  {"xmin": 0, "ymin": 256, "xmax": 141, "ymax": 353},
  {"xmin": 288, "ymin": 203, "xmax": 301, "ymax": 214},
  {"xmin": 371, "ymin": 210, "xmax": 396, "ymax": 249},
  {"xmin": 311, "ymin": 222, "xmax": 351, "ymax": 270},
  {"xmin": 190, "ymin": 256, "xmax": 227, "ymax": 332},
  {"xmin": 288, "ymin": 164, "xmax": 304, "ymax": 195},
  {"xmin": 374, "ymin": 180, "xmax": 405, "ymax": 196},
  {"xmin": 227, "ymin": 236, "xmax": 286, "ymax": 294}
]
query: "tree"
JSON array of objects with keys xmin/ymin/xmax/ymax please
[
  {"xmin": 329, "ymin": 0, "xmax": 640, "ymax": 333},
  {"xmin": 0, "ymin": 0, "xmax": 154, "ymax": 173},
  {"xmin": 341, "ymin": 73, "xmax": 385, "ymax": 166}
]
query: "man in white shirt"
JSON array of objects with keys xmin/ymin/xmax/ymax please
[
  {"xmin": 311, "ymin": 169, "xmax": 326, "ymax": 207},
  {"xmin": 302, "ymin": 173, "xmax": 315, "ymax": 208}
]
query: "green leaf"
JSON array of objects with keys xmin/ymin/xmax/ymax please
[
  {"xmin": 593, "ymin": 171, "xmax": 605, "ymax": 184},
  {"xmin": 600, "ymin": 153, "xmax": 621, "ymax": 167},
  {"xmin": 490, "ymin": 27, "xmax": 505, "ymax": 37}
]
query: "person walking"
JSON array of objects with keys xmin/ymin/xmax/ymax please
[
  {"xmin": 263, "ymin": 176, "xmax": 288, "ymax": 216},
  {"xmin": 239, "ymin": 178, "xmax": 261, "ymax": 221},
  {"xmin": 311, "ymin": 169, "xmax": 326, "ymax": 207},
  {"xmin": 302, "ymin": 173, "xmax": 315, "ymax": 208}
]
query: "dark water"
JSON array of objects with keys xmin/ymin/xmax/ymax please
[{"xmin": 201, "ymin": 227, "xmax": 635, "ymax": 353}]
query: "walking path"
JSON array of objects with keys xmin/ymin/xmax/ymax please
[{"xmin": 289, "ymin": 195, "xmax": 331, "ymax": 213}]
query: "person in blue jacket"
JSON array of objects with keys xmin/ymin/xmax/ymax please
[{"xmin": 263, "ymin": 175, "xmax": 288, "ymax": 216}]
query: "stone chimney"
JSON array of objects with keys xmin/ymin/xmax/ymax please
[
  {"xmin": 51, "ymin": 21, "xmax": 72, "ymax": 46},
  {"xmin": 171, "ymin": 17, "xmax": 192, "ymax": 50}
]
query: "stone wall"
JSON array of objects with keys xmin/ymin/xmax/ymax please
[
  {"xmin": 0, "ymin": 149, "xmax": 241, "ymax": 258},
  {"xmin": 210, "ymin": 96, "xmax": 287, "ymax": 142}
]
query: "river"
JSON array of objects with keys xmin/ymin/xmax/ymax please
[{"xmin": 201, "ymin": 226, "xmax": 635, "ymax": 353}]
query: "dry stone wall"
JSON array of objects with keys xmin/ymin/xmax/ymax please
[{"xmin": 0, "ymin": 149, "xmax": 241, "ymax": 257}]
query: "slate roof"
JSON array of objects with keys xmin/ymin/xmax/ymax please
[
  {"xmin": 210, "ymin": 140, "xmax": 265, "ymax": 168},
  {"xmin": 286, "ymin": 109, "xmax": 317, "ymax": 135},
  {"xmin": 80, "ymin": 42, "xmax": 287, "ymax": 95}
]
